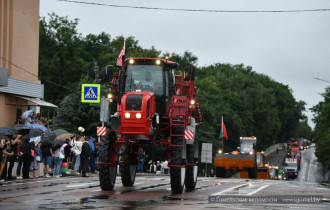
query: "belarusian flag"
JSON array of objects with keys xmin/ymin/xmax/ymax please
[
  {"xmin": 117, "ymin": 41, "xmax": 126, "ymax": 66},
  {"xmin": 219, "ymin": 116, "xmax": 228, "ymax": 140}
]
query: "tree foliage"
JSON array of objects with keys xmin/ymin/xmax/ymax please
[
  {"xmin": 311, "ymin": 87, "xmax": 330, "ymax": 168},
  {"xmin": 40, "ymin": 14, "xmax": 307, "ymax": 148},
  {"xmin": 195, "ymin": 64, "xmax": 306, "ymax": 151}
]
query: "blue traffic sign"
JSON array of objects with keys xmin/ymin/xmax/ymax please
[{"xmin": 81, "ymin": 84, "xmax": 101, "ymax": 103}]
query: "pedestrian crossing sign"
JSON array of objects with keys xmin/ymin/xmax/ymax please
[{"xmin": 81, "ymin": 84, "xmax": 101, "ymax": 103}]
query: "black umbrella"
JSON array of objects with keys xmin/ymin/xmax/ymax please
[
  {"xmin": 0, "ymin": 131, "xmax": 4, "ymax": 139},
  {"xmin": 51, "ymin": 139, "xmax": 66, "ymax": 151},
  {"xmin": 40, "ymin": 132, "xmax": 57, "ymax": 147},
  {"xmin": 22, "ymin": 128, "xmax": 44, "ymax": 140},
  {"xmin": 11, "ymin": 124, "xmax": 30, "ymax": 135},
  {"xmin": 0, "ymin": 127, "xmax": 15, "ymax": 135}
]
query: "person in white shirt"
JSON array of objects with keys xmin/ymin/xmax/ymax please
[
  {"xmin": 162, "ymin": 160, "xmax": 169, "ymax": 174},
  {"xmin": 72, "ymin": 136, "xmax": 83, "ymax": 174}
]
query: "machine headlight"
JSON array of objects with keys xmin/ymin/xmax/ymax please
[
  {"xmin": 107, "ymin": 93, "xmax": 113, "ymax": 99},
  {"xmin": 190, "ymin": 99, "xmax": 195, "ymax": 105},
  {"xmin": 125, "ymin": 113, "xmax": 131, "ymax": 119},
  {"xmin": 129, "ymin": 59, "xmax": 135, "ymax": 64},
  {"xmin": 155, "ymin": 60, "xmax": 161, "ymax": 65},
  {"xmin": 249, "ymin": 151, "xmax": 254, "ymax": 155},
  {"xmin": 136, "ymin": 113, "xmax": 142, "ymax": 119},
  {"xmin": 218, "ymin": 150, "xmax": 222, "ymax": 154}
]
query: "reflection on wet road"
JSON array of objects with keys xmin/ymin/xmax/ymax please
[{"xmin": 0, "ymin": 175, "xmax": 329, "ymax": 209}]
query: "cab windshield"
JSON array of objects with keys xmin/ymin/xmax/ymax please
[
  {"xmin": 240, "ymin": 141, "xmax": 254, "ymax": 153},
  {"xmin": 284, "ymin": 163, "xmax": 297, "ymax": 168},
  {"xmin": 125, "ymin": 65, "xmax": 163, "ymax": 95}
]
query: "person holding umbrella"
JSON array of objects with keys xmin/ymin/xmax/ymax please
[
  {"xmin": 21, "ymin": 138, "xmax": 33, "ymax": 179},
  {"xmin": 6, "ymin": 134, "xmax": 22, "ymax": 180},
  {"xmin": 29, "ymin": 138, "xmax": 40, "ymax": 178},
  {"xmin": 41, "ymin": 140, "xmax": 53, "ymax": 178},
  {"xmin": 53, "ymin": 143, "xmax": 65, "ymax": 178},
  {"xmin": 0, "ymin": 136, "xmax": 15, "ymax": 182}
]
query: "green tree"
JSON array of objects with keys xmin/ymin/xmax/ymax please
[
  {"xmin": 311, "ymin": 87, "xmax": 330, "ymax": 168},
  {"xmin": 195, "ymin": 63, "xmax": 305, "ymax": 151},
  {"xmin": 40, "ymin": 13, "xmax": 306, "ymax": 155},
  {"xmin": 39, "ymin": 13, "xmax": 85, "ymax": 105},
  {"xmin": 293, "ymin": 120, "xmax": 312, "ymax": 140},
  {"xmin": 54, "ymin": 78, "xmax": 100, "ymax": 136}
]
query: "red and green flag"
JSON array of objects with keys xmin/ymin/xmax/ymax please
[{"xmin": 219, "ymin": 116, "xmax": 228, "ymax": 140}]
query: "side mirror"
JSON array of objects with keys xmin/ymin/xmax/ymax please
[
  {"xmin": 102, "ymin": 65, "xmax": 119, "ymax": 83},
  {"xmin": 102, "ymin": 66, "xmax": 112, "ymax": 83}
]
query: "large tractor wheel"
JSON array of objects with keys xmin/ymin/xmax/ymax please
[
  {"xmin": 248, "ymin": 156, "xmax": 257, "ymax": 179},
  {"xmin": 170, "ymin": 134, "xmax": 186, "ymax": 194},
  {"xmin": 216, "ymin": 167, "xmax": 226, "ymax": 178},
  {"xmin": 185, "ymin": 143, "xmax": 198, "ymax": 191},
  {"xmin": 120, "ymin": 144, "xmax": 137, "ymax": 187},
  {"xmin": 99, "ymin": 132, "xmax": 117, "ymax": 190}
]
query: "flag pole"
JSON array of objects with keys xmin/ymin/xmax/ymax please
[{"xmin": 221, "ymin": 116, "xmax": 224, "ymax": 152}]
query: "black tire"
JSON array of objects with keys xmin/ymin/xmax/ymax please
[
  {"xmin": 185, "ymin": 143, "xmax": 198, "ymax": 191},
  {"xmin": 99, "ymin": 133, "xmax": 117, "ymax": 190},
  {"xmin": 248, "ymin": 158, "xmax": 257, "ymax": 179},
  {"xmin": 216, "ymin": 167, "xmax": 226, "ymax": 178},
  {"xmin": 120, "ymin": 145, "xmax": 137, "ymax": 187},
  {"xmin": 170, "ymin": 136, "xmax": 186, "ymax": 194}
]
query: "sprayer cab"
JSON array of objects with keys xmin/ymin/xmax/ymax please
[{"xmin": 117, "ymin": 58, "xmax": 178, "ymax": 140}]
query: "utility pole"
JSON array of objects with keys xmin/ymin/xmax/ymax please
[{"xmin": 93, "ymin": 61, "xmax": 100, "ymax": 84}]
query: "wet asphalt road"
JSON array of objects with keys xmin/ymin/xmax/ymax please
[{"xmin": 0, "ymin": 174, "xmax": 329, "ymax": 210}]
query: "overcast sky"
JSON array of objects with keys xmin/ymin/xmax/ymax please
[{"xmin": 40, "ymin": 0, "xmax": 330, "ymax": 128}]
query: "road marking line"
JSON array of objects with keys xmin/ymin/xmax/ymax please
[
  {"xmin": 247, "ymin": 184, "xmax": 270, "ymax": 195},
  {"xmin": 212, "ymin": 183, "xmax": 248, "ymax": 195},
  {"xmin": 65, "ymin": 182, "xmax": 98, "ymax": 188},
  {"xmin": 66, "ymin": 183, "xmax": 90, "ymax": 188}
]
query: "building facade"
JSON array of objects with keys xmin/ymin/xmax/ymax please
[{"xmin": 0, "ymin": 0, "xmax": 56, "ymax": 127}]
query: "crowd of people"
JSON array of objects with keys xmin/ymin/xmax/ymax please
[
  {"xmin": 136, "ymin": 148, "xmax": 169, "ymax": 175},
  {"xmin": 198, "ymin": 168, "xmax": 216, "ymax": 177},
  {"xmin": 0, "ymin": 133, "xmax": 100, "ymax": 182},
  {"xmin": 1, "ymin": 125, "xmax": 219, "ymax": 182}
]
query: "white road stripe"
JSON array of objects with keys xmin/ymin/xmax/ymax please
[
  {"xmin": 66, "ymin": 182, "xmax": 98, "ymax": 188},
  {"xmin": 212, "ymin": 183, "xmax": 248, "ymax": 195},
  {"xmin": 247, "ymin": 184, "xmax": 270, "ymax": 195},
  {"xmin": 66, "ymin": 183, "xmax": 90, "ymax": 188}
]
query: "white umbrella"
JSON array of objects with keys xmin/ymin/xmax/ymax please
[{"xmin": 22, "ymin": 110, "xmax": 35, "ymax": 120}]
